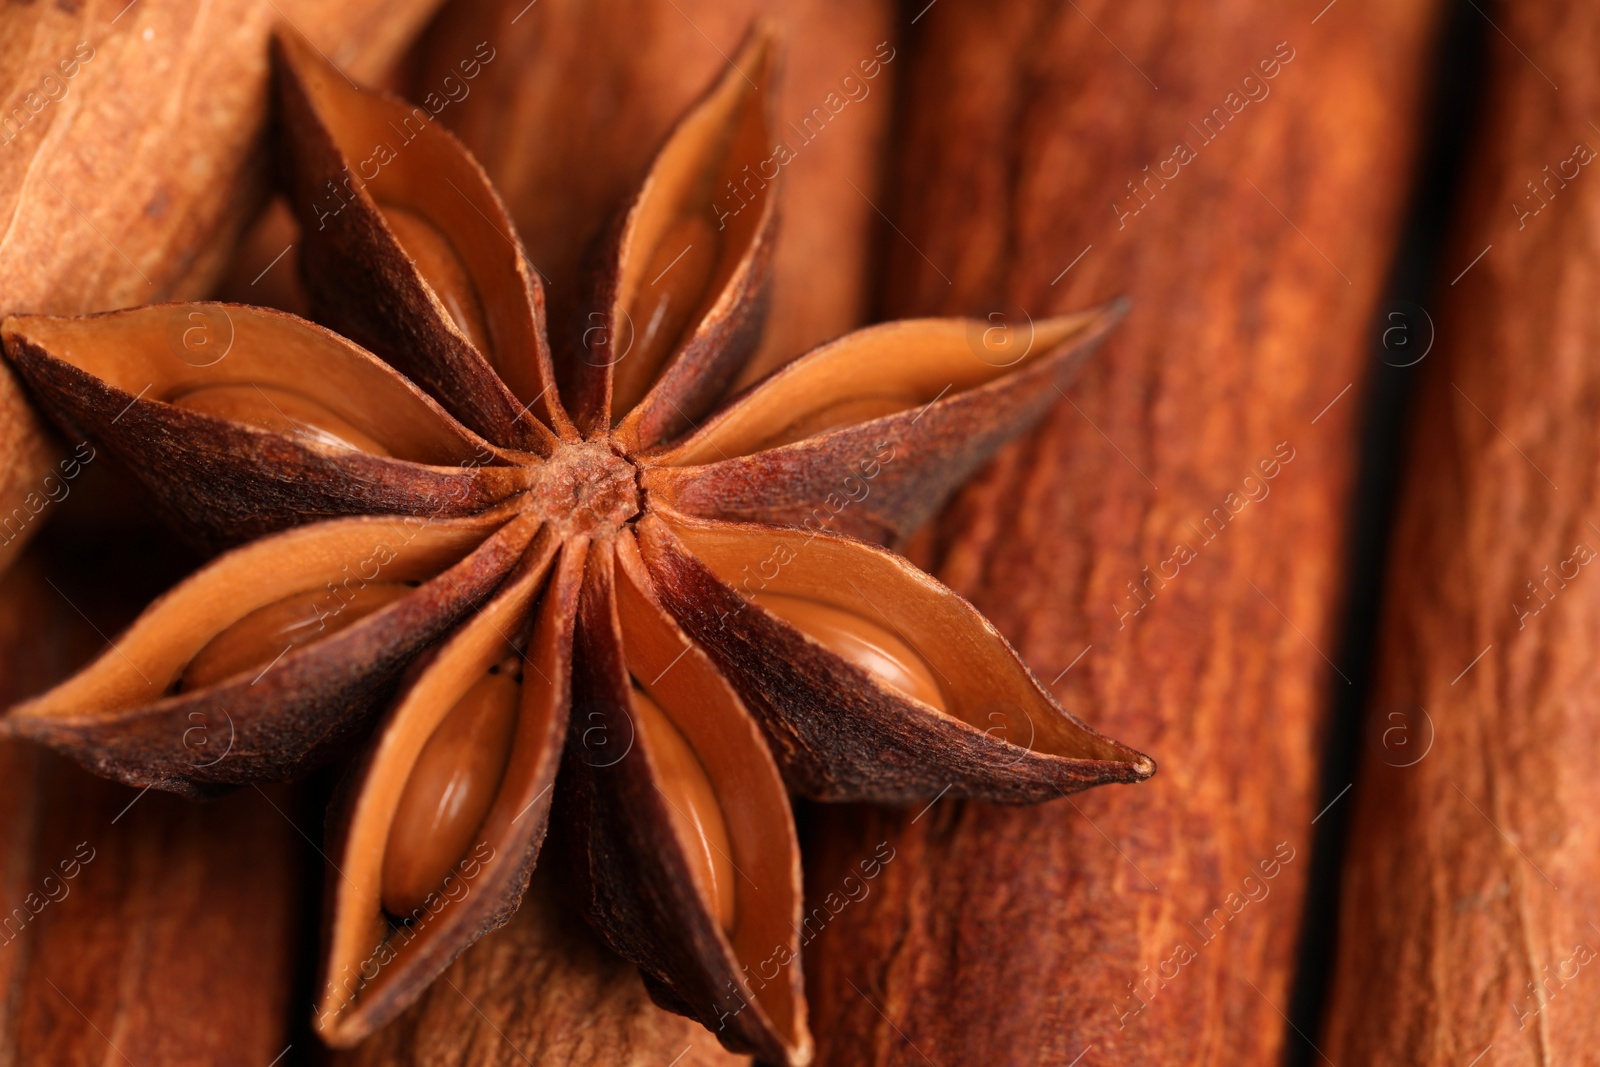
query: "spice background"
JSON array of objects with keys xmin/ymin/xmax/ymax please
[{"xmin": 0, "ymin": 0, "xmax": 1583, "ymax": 1065}]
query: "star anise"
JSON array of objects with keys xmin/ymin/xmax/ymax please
[{"xmin": 0, "ymin": 26, "xmax": 1153, "ymax": 1066}]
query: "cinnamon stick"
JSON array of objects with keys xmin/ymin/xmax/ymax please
[
  {"xmin": 802, "ymin": 1, "xmax": 1437, "ymax": 1063},
  {"xmin": 0, "ymin": 552, "xmax": 305, "ymax": 1064},
  {"xmin": 1323, "ymin": 3, "xmax": 1600, "ymax": 1061},
  {"xmin": 0, "ymin": 0, "xmax": 444, "ymax": 575}
]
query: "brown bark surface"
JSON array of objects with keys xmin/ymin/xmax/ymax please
[
  {"xmin": 1323, "ymin": 4, "xmax": 1600, "ymax": 1063},
  {"xmin": 0, "ymin": 0, "xmax": 443, "ymax": 576},
  {"xmin": 0, "ymin": 0, "xmax": 439, "ymax": 312},
  {"xmin": 801, "ymin": 1, "xmax": 1436, "ymax": 1064},
  {"xmin": 0, "ymin": 550, "xmax": 305, "ymax": 1065}
]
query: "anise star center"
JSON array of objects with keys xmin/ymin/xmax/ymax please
[{"xmin": 524, "ymin": 438, "xmax": 642, "ymax": 538}]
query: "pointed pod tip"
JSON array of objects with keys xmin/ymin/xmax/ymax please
[
  {"xmin": 268, "ymin": 27, "xmax": 314, "ymax": 94},
  {"xmin": 269, "ymin": 21, "xmax": 314, "ymax": 49},
  {"xmin": 745, "ymin": 16, "xmax": 783, "ymax": 50},
  {"xmin": 269, "ymin": 22, "xmax": 334, "ymax": 88},
  {"xmin": 1034, "ymin": 296, "xmax": 1132, "ymax": 356},
  {"xmin": 0, "ymin": 312, "xmax": 53, "ymax": 348},
  {"xmin": 735, "ymin": 17, "xmax": 783, "ymax": 87},
  {"xmin": 267, "ymin": 22, "xmax": 304, "ymax": 60}
]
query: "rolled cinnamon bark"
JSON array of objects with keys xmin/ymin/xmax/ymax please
[
  {"xmin": 801, "ymin": 1, "xmax": 1437, "ymax": 1063},
  {"xmin": 0, "ymin": 554, "xmax": 304, "ymax": 1063},
  {"xmin": 1323, "ymin": 3, "xmax": 1600, "ymax": 1061}
]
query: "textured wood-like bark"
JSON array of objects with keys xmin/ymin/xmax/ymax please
[
  {"xmin": 0, "ymin": 554, "xmax": 303, "ymax": 1065},
  {"xmin": 1323, "ymin": 4, "xmax": 1600, "ymax": 1062},
  {"xmin": 0, "ymin": 0, "xmax": 440, "ymax": 312},
  {"xmin": 0, "ymin": 0, "xmax": 444, "ymax": 575},
  {"xmin": 407, "ymin": 0, "xmax": 895, "ymax": 374},
  {"xmin": 2, "ymin": 760, "xmax": 303, "ymax": 1066},
  {"xmin": 802, "ymin": 2, "xmax": 1436, "ymax": 1064}
]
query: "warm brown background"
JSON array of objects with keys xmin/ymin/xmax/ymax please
[
  {"xmin": 1323, "ymin": 3, "xmax": 1600, "ymax": 1063},
  {"xmin": 0, "ymin": 0, "xmax": 1516, "ymax": 1063}
]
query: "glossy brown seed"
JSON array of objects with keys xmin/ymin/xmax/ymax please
[
  {"xmin": 381, "ymin": 204, "xmax": 492, "ymax": 356},
  {"xmin": 631, "ymin": 685, "xmax": 735, "ymax": 932},
  {"xmin": 613, "ymin": 211, "xmax": 720, "ymax": 418},
  {"xmin": 171, "ymin": 383, "xmax": 392, "ymax": 455},
  {"xmin": 180, "ymin": 581, "xmax": 414, "ymax": 690},
  {"xmin": 381, "ymin": 662, "xmax": 520, "ymax": 916},
  {"xmin": 751, "ymin": 592, "xmax": 946, "ymax": 711}
]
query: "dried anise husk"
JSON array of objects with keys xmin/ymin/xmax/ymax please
[{"xmin": 0, "ymin": 25, "xmax": 1154, "ymax": 1066}]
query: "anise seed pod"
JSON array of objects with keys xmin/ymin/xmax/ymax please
[{"xmin": 0, "ymin": 24, "xmax": 1153, "ymax": 1066}]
